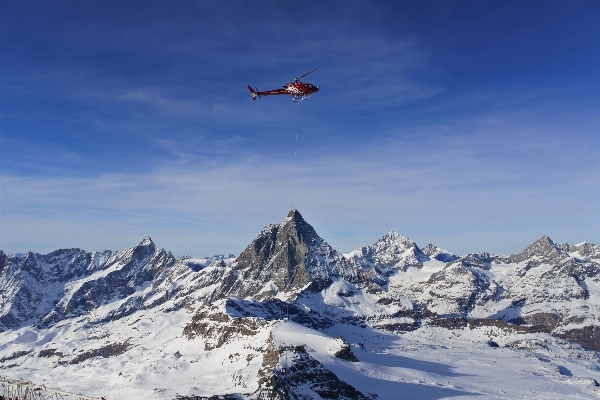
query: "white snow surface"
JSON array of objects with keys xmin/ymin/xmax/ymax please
[
  {"xmin": 0, "ymin": 302, "xmax": 271, "ymax": 399},
  {"xmin": 272, "ymin": 320, "xmax": 600, "ymax": 400},
  {"xmin": 3, "ymin": 311, "xmax": 599, "ymax": 400}
]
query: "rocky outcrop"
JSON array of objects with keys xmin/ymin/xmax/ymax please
[
  {"xmin": 67, "ymin": 339, "xmax": 134, "ymax": 364},
  {"xmin": 251, "ymin": 345, "xmax": 371, "ymax": 400},
  {"xmin": 332, "ymin": 337, "xmax": 359, "ymax": 362},
  {"xmin": 555, "ymin": 325, "xmax": 600, "ymax": 352},
  {"xmin": 183, "ymin": 300, "xmax": 270, "ymax": 350}
]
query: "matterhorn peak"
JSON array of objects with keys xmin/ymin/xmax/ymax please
[
  {"xmin": 282, "ymin": 208, "xmax": 305, "ymax": 226},
  {"xmin": 279, "ymin": 208, "xmax": 319, "ymax": 244},
  {"xmin": 139, "ymin": 236, "xmax": 155, "ymax": 247},
  {"xmin": 232, "ymin": 209, "xmax": 359, "ymax": 296}
]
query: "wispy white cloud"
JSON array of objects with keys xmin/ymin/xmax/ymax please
[{"xmin": 2, "ymin": 115, "xmax": 598, "ymax": 256}]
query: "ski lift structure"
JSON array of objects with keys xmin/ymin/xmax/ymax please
[{"xmin": 0, "ymin": 376, "xmax": 104, "ymax": 400}]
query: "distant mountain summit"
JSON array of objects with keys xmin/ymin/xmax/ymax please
[
  {"xmin": 346, "ymin": 231, "xmax": 430, "ymax": 272},
  {"xmin": 508, "ymin": 234, "xmax": 569, "ymax": 265}
]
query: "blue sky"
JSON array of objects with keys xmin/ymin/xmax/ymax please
[{"xmin": 1, "ymin": 1, "xmax": 599, "ymax": 256}]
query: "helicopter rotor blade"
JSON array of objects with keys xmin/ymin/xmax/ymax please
[{"xmin": 293, "ymin": 68, "xmax": 318, "ymax": 82}]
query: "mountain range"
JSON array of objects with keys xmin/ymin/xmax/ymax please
[{"xmin": 1, "ymin": 209, "xmax": 599, "ymax": 399}]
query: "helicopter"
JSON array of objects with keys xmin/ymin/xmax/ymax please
[{"xmin": 247, "ymin": 68, "xmax": 319, "ymax": 102}]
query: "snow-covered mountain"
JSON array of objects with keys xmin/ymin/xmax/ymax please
[
  {"xmin": 1, "ymin": 209, "xmax": 599, "ymax": 399},
  {"xmin": 0, "ymin": 237, "xmax": 178, "ymax": 331}
]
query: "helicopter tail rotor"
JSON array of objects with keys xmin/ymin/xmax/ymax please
[{"xmin": 247, "ymin": 85, "xmax": 259, "ymax": 100}]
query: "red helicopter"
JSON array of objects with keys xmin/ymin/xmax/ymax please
[{"xmin": 247, "ymin": 68, "xmax": 319, "ymax": 102}]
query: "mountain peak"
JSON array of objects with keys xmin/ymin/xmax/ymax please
[
  {"xmin": 384, "ymin": 231, "xmax": 402, "ymax": 238},
  {"xmin": 532, "ymin": 235, "xmax": 560, "ymax": 252},
  {"xmin": 139, "ymin": 236, "xmax": 155, "ymax": 247},
  {"xmin": 347, "ymin": 231, "xmax": 427, "ymax": 271},
  {"xmin": 283, "ymin": 208, "xmax": 305, "ymax": 226},
  {"xmin": 508, "ymin": 234, "xmax": 565, "ymax": 265},
  {"xmin": 381, "ymin": 231, "xmax": 413, "ymax": 244},
  {"xmin": 538, "ymin": 234, "xmax": 554, "ymax": 245},
  {"xmin": 233, "ymin": 209, "xmax": 358, "ymax": 297}
]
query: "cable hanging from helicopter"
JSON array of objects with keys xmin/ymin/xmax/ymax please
[{"xmin": 247, "ymin": 68, "xmax": 319, "ymax": 102}]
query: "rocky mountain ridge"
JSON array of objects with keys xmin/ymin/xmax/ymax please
[{"xmin": 1, "ymin": 209, "xmax": 599, "ymax": 399}]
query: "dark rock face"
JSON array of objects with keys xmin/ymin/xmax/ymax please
[
  {"xmin": 226, "ymin": 298, "xmax": 335, "ymax": 331},
  {"xmin": 252, "ymin": 346, "xmax": 371, "ymax": 400},
  {"xmin": 234, "ymin": 222, "xmax": 315, "ymax": 296},
  {"xmin": 67, "ymin": 339, "xmax": 134, "ymax": 364},
  {"xmin": 522, "ymin": 313, "xmax": 562, "ymax": 331},
  {"xmin": 466, "ymin": 318, "xmax": 549, "ymax": 334},
  {"xmin": 232, "ymin": 209, "xmax": 359, "ymax": 297},
  {"xmin": 555, "ymin": 326, "xmax": 600, "ymax": 352},
  {"xmin": 0, "ymin": 251, "xmax": 6, "ymax": 275},
  {"xmin": 37, "ymin": 348, "xmax": 65, "ymax": 358},
  {"xmin": 0, "ymin": 350, "xmax": 31, "ymax": 363}
]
